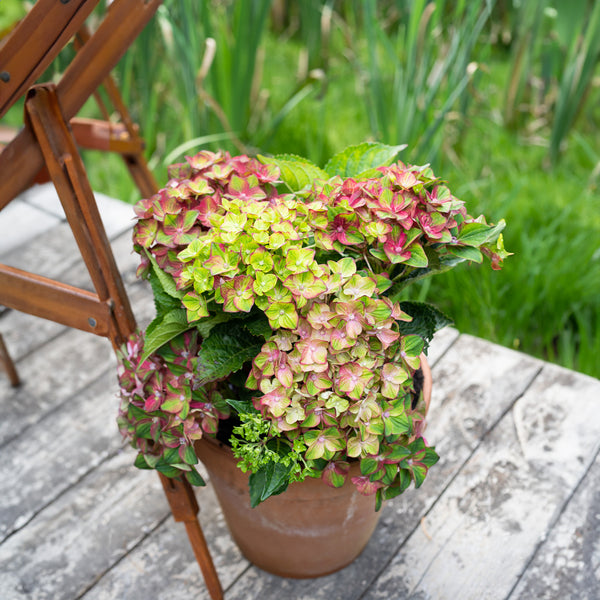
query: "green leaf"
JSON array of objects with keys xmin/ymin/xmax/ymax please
[
  {"xmin": 155, "ymin": 464, "xmax": 182, "ymax": 478},
  {"xmin": 360, "ymin": 457, "xmax": 379, "ymax": 476},
  {"xmin": 140, "ymin": 310, "xmax": 191, "ymax": 363},
  {"xmin": 146, "ymin": 249, "xmax": 186, "ymax": 299},
  {"xmin": 405, "ymin": 244, "xmax": 429, "ymax": 268},
  {"xmin": 143, "ymin": 453, "xmax": 160, "ymax": 468},
  {"xmin": 195, "ymin": 312, "xmax": 234, "ymax": 338},
  {"xmin": 324, "ymin": 142, "xmax": 406, "ymax": 178},
  {"xmin": 163, "ymin": 447, "xmax": 183, "ymax": 464},
  {"xmin": 134, "ymin": 453, "xmax": 152, "ymax": 470},
  {"xmin": 148, "ymin": 269, "xmax": 182, "ymax": 315},
  {"xmin": 403, "ymin": 334, "xmax": 425, "ymax": 357},
  {"xmin": 258, "ymin": 154, "xmax": 330, "ymax": 192},
  {"xmin": 448, "ymin": 245, "xmax": 483, "ymax": 263},
  {"xmin": 457, "ymin": 219, "xmax": 506, "ymax": 248},
  {"xmin": 135, "ymin": 422, "xmax": 153, "ymax": 440},
  {"xmin": 384, "ymin": 413, "xmax": 410, "ymax": 436},
  {"xmin": 182, "ymin": 445, "xmax": 198, "ymax": 465},
  {"xmin": 196, "ymin": 322, "xmax": 264, "ymax": 384},
  {"xmin": 225, "ymin": 397, "xmax": 259, "ymax": 415},
  {"xmin": 128, "ymin": 404, "xmax": 149, "ymax": 421},
  {"xmin": 243, "ymin": 312, "xmax": 273, "ymax": 340},
  {"xmin": 248, "ymin": 461, "xmax": 292, "ymax": 507},
  {"xmin": 398, "ymin": 302, "xmax": 453, "ymax": 348},
  {"xmin": 185, "ymin": 468, "xmax": 206, "ymax": 487},
  {"xmin": 412, "ymin": 464, "xmax": 427, "ymax": 488},
  {"xmin": 419, "ymin": 446, "xmax": 440, "ymax": 468}
]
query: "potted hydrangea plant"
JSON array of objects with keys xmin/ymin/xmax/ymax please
[{"xmin": 116, "ymin": 142, "xmax": 508, "ymax": 577}]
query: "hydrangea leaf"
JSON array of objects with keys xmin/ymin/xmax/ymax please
[
  {"xmin": 148, "ymin": 269, "xmax": 182, "ymax": 315},
  {"xmin": 324, "ymin": 142, "xmax": 406, "ymax": 178},
  {"xmin": 258, "ymin": 154, "xmax": 330, "ymax": 192},
  {"xmin": 146, "ymin": 250, "xmax": 186, "ymax": 299},
  {"xmin": 457, "ymin": 219, "xmax": 506, "ymax": 247},
  {"xmin": 249, "ymin": 461, "xmax": 292, "ymax": 507},
  {"xmin": 140, "ymin": 310, "xmax": 190, "ymax": 363},
  {"xmin": 182, "ymin": 444, "xmax": 198, "ymax": 465},
  {"xmin": 196, "ymin": 322, "xmax": 264, "ymax": 384},
  {"xmin": 134, "ymin": 453, "xmax": 153, "ymax": 470},
  {"xmin": 242, "ymin": 312, "xmax": 273, "ymax": 340},
  {"xmin": 397, "ymin": 301, "xmax": 453, "ymax": 348},
  {"xmin": 185, "ymin": 468, "xmax": 206, "ymax": 487},
  {"xmin": 448, "ymin": 245, "xmax": 483, "ymax": 263}
]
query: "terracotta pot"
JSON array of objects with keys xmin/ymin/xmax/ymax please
[{"xmin": 195, "ymin": 355, "xmax": 432, "ymax": 579}]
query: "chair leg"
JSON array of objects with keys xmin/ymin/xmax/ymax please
[
  {"xmin": 0, "ymin": 332, "xmax": 20, "ymax": 387},
  {"xmin": 159, "ymin": 474, "xmax": 224, "ymax": 600}
]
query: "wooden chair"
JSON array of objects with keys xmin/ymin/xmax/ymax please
[{"xmin": 0, "ymin": 2, "xmax": 223, "ymax": 598}]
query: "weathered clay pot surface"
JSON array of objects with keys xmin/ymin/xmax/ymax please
[
  {"xmin": 195, "ymin": 356, "xmax": 432, "ymax": 579},
  {"xmin": 196, "ymin": 436, "xmax": 380, "ymax": 578}
]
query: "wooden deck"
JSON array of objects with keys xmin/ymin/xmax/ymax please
[{"xmin": 1, "ymin": 183, "xmax": 599, "ymax": 600}]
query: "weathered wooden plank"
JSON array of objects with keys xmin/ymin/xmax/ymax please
[
  {"xmin": 0, "ymin": 369, "xmax": 123, "ymax": 542},
  {"xmin": 18, "ymin": 182, "xmax": 135, "ymax": 241},
  {"xmin": 0, "ymin": 220, "xmax": 78, "ymax": 274},
  {"xmin": 0, "ymin": 451, "xmax": 169, "ymax": 600},
  {"xmin": 0, "ymin": 309, "xmax": 65, "ymax": 362},
  {"xmin": 426, "ymin": 326, "xmax": 459, "ymax": 367},
  {"xmin": 223, "ymin": 336, "xmax": 544, "ymax": 600},
  {"xmin": 0, "ymin": 199, "xmax": 62, "ymax": 257},
  {"xmin": 0, "ymin": 280, "xmax": 155, "ymax": 445},
  {"xmin": 80, "ymin": 483, "xmax": 250, "ymax": 600},
  {"xmin": 361, "ymin": 363, "xmax": 600, "ymax": 600},
  {"xmin": 0, "ymin": 326, "xmax": 115, "ymax": 446},
  {"xmin": 15, "ymin": 183, "xmax": 67, "ymax": 219},
  {"xmin": 509, "ymin": 450, "xmax": 600, "ymax": 600},
  {"xmin": 0, "ymin": 210, "xmax": 138, "ymax": 290},
  {"xmin": 0, "ymin": 207, "xmax": 132, "ymax": 279}
]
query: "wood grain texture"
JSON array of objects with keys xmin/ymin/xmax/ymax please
[
  {"xmin": 80, "ymin": 484, "xmax": 250, "ymax": 600},
  {"xmin": 0, "ymin": 327, "xmax": 115, "ymax": 446},
  {"xmin": 509, "ymin": 451, "xmax": 600, "ymax": 600},
  {"xmin": 362, "ymin": 362, "xmax": 600, "ymax": 600},
  {"xmin": 0, "ymin": 451, "xmax": 168, "ymax": 600},
  {"xmin": 0, "ymin": 369, "xmax": 123, "ymax": 543},
  {"xmin": 0, "ymin": 199, "xmax": 61, "ymax": 256}
]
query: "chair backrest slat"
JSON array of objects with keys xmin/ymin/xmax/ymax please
[
  {"xmin": 0, "ymin": 0, "xmax": 162, "ymax": 209},
  {"xmin": 0, "ymin": 0, "xmax": 99, "ymax": 118}
]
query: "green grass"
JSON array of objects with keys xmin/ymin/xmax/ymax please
[
  {"xmin": 420, "ymin": 60, "xmax": 600, "ymax": 376},
  {"xmin": 58, "ymin": 5, "xmax": 600, "ymax": 379}
]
